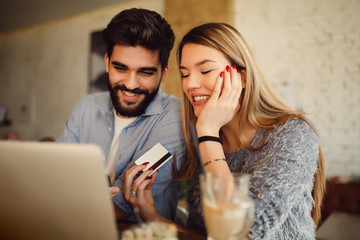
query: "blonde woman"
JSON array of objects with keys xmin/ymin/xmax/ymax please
[{"xmin": 122, "ymin": 22, "xmax": 325, "ymax": 240}]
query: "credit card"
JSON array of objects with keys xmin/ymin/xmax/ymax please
[{"xmin": 135, "ymin": 143, "xmax": 173, "ymax": 176}]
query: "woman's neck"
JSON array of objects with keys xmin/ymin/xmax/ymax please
[{"xmin": 220, "ymin": 116, "xmax": 257, "ymax": 154}]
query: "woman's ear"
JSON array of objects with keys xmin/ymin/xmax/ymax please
[{"xmin": 240, "ymin": 69, "xmax": 246, "ymax": 89}]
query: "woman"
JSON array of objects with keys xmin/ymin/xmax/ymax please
[{"xmin": 120, "ymin": 23, "xmax": 326, "ymax": 240}]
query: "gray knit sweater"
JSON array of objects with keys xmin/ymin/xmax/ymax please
[{"xmin": 186, "ymin": 118, "xmax": 319, "ymax": 240}]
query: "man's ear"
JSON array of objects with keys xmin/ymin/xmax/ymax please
[
  {"xmin": 240, "ymin": 69, "xmax": 246, "ymax": 89},
  {"xmin": 160, "ymin": 66, "xmax": 170, "ymax": 82},
  {"xmin": 104, "ymin": 53, "xmax": 109, "ymax": 73}
]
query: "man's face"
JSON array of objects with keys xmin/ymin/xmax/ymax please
[{"xmin": 105, "ymin": 45, "xmax": 169, "ymax": 117}]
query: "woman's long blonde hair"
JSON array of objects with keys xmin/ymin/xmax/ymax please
[{"xmin": 174, "ymin": 23, "xmax": 325, "ymax": 226}]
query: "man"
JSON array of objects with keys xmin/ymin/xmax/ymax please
[{"xmin": 57, "ymin": 8, "xmax": 186, "ymax": 222}]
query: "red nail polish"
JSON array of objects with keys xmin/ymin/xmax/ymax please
[
  {"xmin": 226, "ymin": 65, "xmax": 230, "ymax": 72},
  {"xmin": 232, "ymin": 63, "xmax": 236, "ymax": 69},
  {"xmin": 145, "ymin": 176, "xmax": 152, "ymax": 180},
  {"xmin": 220, "ymin": 72, "xmax": 224, "ymax": 78},
  {"xmin": 237, "ymin": 68, "xmax": 241, "ymax": 73},
  {"xmin": 148, "ymin": 166, "xmax": 154, "ymax": 170},
  {"xmin": 142, "ymin": 162, "xmax": 149, "ymax": 166}
]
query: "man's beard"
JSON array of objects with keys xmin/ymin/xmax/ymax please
[{"xmin": 108, "ymin": 80, "xmax": 160, "ymax": 117}]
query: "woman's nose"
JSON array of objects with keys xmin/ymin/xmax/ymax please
[{"xmin": 185, "ymin": 74, "xmax": 201, "ymax": 90}]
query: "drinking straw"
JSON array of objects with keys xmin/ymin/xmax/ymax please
[
  {"xmin": 134, "ymin": 207, "xmax": 144, "ymax": 223},
  {"xmin": 189, "ymin": 121, "xmax": 205, "ymax": 175}
]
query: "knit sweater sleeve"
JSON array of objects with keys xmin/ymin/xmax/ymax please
[{"xmin": 249, "ymin": 119, "xmax": 319, "ymax": 239}]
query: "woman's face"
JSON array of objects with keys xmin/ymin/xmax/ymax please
[{"xmin": 180, "ymin": 43, "xmax": 231, "ymax": 117}]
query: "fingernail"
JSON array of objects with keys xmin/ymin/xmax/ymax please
[
  {"xmin": 220, "ymin": 71, "xmax": 224, "ymax": 78},
  {"xmin": 142, "ymin": 162, "xmax": 150, "ymax": 166},
  {"xmin": 226, "ymin": 65, "xmax": 230, "ymax": 72},
  {"xmin": 145, "ymin": 176, "xmax": 152, "ymax": 180},
  {"xmin": 237, "ymin": 68, "xmax": 241, "ymax": 73},
  {"xmin": 148, "ymin": 166, "xmax": 154, "ymax": 170},
  {"xmin": 232, "ymin": 63, "xmax": 236, "ymax": 69}
]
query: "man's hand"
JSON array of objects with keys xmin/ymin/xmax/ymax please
[
  {"xmin": 109, "ymin": 186, "xmax": 132, "ymax": 220},
  {"xmin": 109, "ymin": 186, "xmax": 120, "ymax": 197}
]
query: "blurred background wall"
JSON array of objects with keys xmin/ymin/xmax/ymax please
[
  {"xmin": 0, "ymin": 0, "xmax": 164, "ymax": 141},
  {"xmin": 0, "ymin": 0, "xmax": 359, "ymax": 177}
]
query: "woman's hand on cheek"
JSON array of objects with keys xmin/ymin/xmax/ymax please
[{"xmin": 196, "ymin": 64, "xmax": 243, "ymax": 135}]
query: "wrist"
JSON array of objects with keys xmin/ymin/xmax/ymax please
[
  {"xmin": 146, "ymin": 211, "xmax": 167, "ymax": 223},
  {"xmin": 198, "ymin": 136, "xmax": 223, "ymax": 145},
  {"xmin": 195, "ymin": 123, "xmax": 220, "ymax": 137}
]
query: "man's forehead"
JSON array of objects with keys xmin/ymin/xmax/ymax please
[{"xmin": 111, "ymin": 44, "xmax": 161, "ymax": 67}]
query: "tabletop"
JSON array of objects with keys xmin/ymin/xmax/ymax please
[
  {"xmin": 117, "ymin": 220, "xmax": 206, "ymax": 240},
  {"xmin": 316, "ymin": 211, "xmax": 360, "ymax": 240}
]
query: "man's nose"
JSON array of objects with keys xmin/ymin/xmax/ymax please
[{"xmin": 123, "ymin": 71, "xmax": 140, "ymax": 90}]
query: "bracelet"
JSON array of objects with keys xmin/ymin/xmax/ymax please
[
  {"xmin": 198, "ymin": 136, "xmax": 223, "ymax": 145},
  {"xmin": 203, "ymin": 158, "xmax": 226, "ymax": 166}
]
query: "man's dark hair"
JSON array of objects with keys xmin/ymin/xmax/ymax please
[{"xmin": 102, "ymin": 8, "xmax": 175, "ymax": 70}]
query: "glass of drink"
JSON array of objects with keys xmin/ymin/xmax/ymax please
[{"xmin": 200, "ymin": 172, "xmax": 254, "ymax": 240}]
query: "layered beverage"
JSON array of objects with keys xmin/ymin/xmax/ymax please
[
  {"xmin": 203, "ymin": 198, "xmax": 248, "ymax": 240},
  {"xmin": 200, "ymin": 173, "xmax": 254, "ymax": 240}
]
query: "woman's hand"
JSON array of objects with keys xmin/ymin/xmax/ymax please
[
  {"xmin": 123, "ymin": 164, "xmax": 160, "ymax": 222},
  {"xmin": 196, "ymin": 64, "xmax": 243, "ymax": 136}
]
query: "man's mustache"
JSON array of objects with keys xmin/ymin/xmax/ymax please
[{"xmin": 114, "ymin": 85, "xmax": 148, "ymax": 95}]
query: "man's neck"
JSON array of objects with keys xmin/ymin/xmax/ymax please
[{"xmin": 115, "ymin": 112, "xmax": 136, "ymax": 119}]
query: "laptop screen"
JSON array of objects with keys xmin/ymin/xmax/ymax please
[{"xmin": 0, "ymin": 141, "xmax": 119, "ymax": 240}]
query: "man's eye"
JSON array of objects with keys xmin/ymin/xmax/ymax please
[
  {"xmin": 114, "ymin": 66, "xmax": 126, "ymax": 71},
  {"xmin": 139, "ymin": 71, "xmax": 154, "ymax": 76}
]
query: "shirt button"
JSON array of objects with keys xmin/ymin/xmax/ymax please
[{"xmin": 257, "ymin": 193, "xmax": 264, "ymax": 199}]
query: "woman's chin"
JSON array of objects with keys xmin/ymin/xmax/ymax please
[{"xmin": 193, "ymin": 109, "xmax": 201, "ymax": 118}]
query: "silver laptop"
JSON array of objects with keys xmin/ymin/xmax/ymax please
[{"xmin": 0, "ymin": 141, "xmax": 119, "ymax": 240}]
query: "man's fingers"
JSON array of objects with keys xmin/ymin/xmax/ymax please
[{"xmin": 110, "ymin": 186, "xmax": 121, "ymax": 197}]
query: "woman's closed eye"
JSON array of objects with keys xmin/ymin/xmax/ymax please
[
  {"xmin": 180, "ymin": 72, "xmax": 189, "ymax": 79},
  {"xmin": 181, "ymin": 70, "xmax": 213, "ymax": 79},
  {"xmin": 201, "ymin": 70, "xmax": 213, "ymax": 75}
]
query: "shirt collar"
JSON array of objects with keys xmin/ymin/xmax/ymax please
[{"xmin": 142, "ymin": 90, "xmax": 164, "ymax": 116}]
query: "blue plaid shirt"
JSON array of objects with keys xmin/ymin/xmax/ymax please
[{"xmin": 57, "ymin": 90, "xmax": 186, "ymax": 221}]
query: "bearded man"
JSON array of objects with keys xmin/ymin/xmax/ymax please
[{"xmin": 57, "ymin": 8, "xmax": 186, "ymax": 223}]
